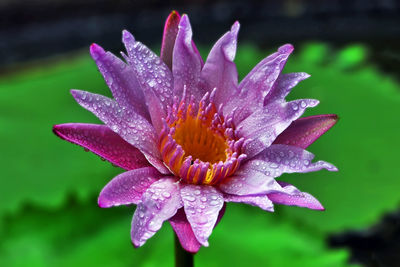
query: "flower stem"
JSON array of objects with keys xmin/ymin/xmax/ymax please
[{"xmin": 174, "ymin": 234, "xmax": 194, "ymax": 267}]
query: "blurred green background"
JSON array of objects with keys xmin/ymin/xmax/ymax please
[{"xmin": 1, "ymin": 1, "xmax": 400, "ymax": 266}]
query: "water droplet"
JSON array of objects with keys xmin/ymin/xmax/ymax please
[
  {"xmin": 185, "ymin": 195, "xmax": 196, "ymax": 202},
  {"xmin": 270, "ymin": 163, "xmax": 279, "ymax": 168},
  {"xmin": 194, "ymin": 190, "xmax": 201, "ymax": 195},
  {"xmin": 148, "ymin": 80, "xmax": 156, "ymax": 87},
  {"xmin": 194, "ymin": 216, "xmax": 208, "ymax": 225},
  {"xmin": 162, "ymin": 192, "xmax": 171, "ymax": 198},
  {"xmin": 209, "ymin": 200, "xmax": 219, "ymax": 206}
]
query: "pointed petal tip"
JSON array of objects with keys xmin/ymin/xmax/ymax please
[
  {"xmin": 52, "ymin": 123, "xmax": 60, "ymax": 132},
  {"xmin": 311, "ymin": 99, "xmax": 320, "ymax": 107},
  {"xmin": 97, "ymin": 195, "xmax": 107, "ymax": 208},
  {"xmin": 231, "ymin": 21, "xmax": 240, "ymax": 33},
  {"xmin": 200, "ymin": 240, "xmax": 209, "ymax": 247},
  {"xmin": 52, "ymin": 124, "xmax": 64, "ymax": 139},
  {"xmin": 330, "ymin": 165, "xmax": 339, "ymax": 172},
  {"xmin": 279, "ymin": 44, "xmax": 294, "ymax": 54},
  {"xmin": 89, "ymin": 43, "xmax": 104, "ymax": 56},
  {"xmin": 52, "ymin": 124, "xmax": 69, "ymax": 140},
  {"xmin": 269, "ymin": 206, "xmax": 275, "ymax": 212},
  {"xmin": 302, "ymin": 72, "xmax": 311, "ymax": 79},
  {"xmin": 122, "ymin": 29, "xmax": 135, "ymax": 42},
  {"xmin": 179, "ymin": 14, "xmax": 190, "ymax": 26},
  {"xmin": 97, "ymin": 190, "xmax": 114, "ymax": 208},
  {"xmin": 312, "ymin": 201, "xmax": 325, "ymax": 211},
  {"xmin": 132, "ymin": 239, "xmax": 142, "ymax": 248},
  {"xmin": 70, "ymin": 89, "xmax": 83, "ymax": 101},
  {"xmin": 321, "ymin": 160, "xmax": 338, "ymax": 172},
  {"xmin": 70, "ymin": 89, "xmax": 79, "ymax": 96},
  {"xmin": 168, "ymin": 10, "xmax": 181, "ymax": 19}
]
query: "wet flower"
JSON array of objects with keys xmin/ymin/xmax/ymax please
[{"xmin": 53, "ymin": 11, "xmax": 338, "ymax": 253}]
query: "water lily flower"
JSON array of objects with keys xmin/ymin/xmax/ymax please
[{"xmin": 53, "ymin": 11, "xmax": 338, "ymax": 253}]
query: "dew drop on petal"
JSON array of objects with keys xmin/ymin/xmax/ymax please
[{"xmin": 162, "ymin": 192, "xmax": 171, "ymax": 198}]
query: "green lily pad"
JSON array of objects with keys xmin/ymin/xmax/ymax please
[
  {"xmin": 0, "ymin": 54, "xmax": 120, "ymax": 214},
  {"xmin": 0, "ymin": 199, "xmax": 352, "ymax": 266}
]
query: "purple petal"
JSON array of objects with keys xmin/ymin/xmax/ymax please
[
  {"xmin": 200, "ymin": 22, "xmax": 240, "ymax": 107},
  {"xmin": 224, "ymin": 194, "xmax": 274, "ymax": 212},
  {"xmin": 169, "ymin": 208, "xmax": 202, "ymax": 253},
  {"xmin": 180, "ymin": 185, "xmax": 223, "ymax": 246},
  {"xmin": 172, "ymin": 15, "xmax": 204, "ymax": 102},
  {"xmin": 89, "ymin": 43, "xmax": 150, "ymax": 121},
  {"xmin": 70, "ymin": 90, "xmax": 170, "ymax": 174},
  {"xmin": 122, "ymin": 30, "xmax": 173, "ymax": 134},
  {"xmin": 238, "ymin": 99, "xmax": 319, "ymax": 158},
  {"xmin": 264, "ymin": 72, "xmax": 310, "ymax": 105},
  {"xmin": 219, "ymin": 167, "xmax": 281, "ymax": 196},
  {"xmin": 131, "ymin": 177, "xmax": 182, "ymax": 247},
  {"xmin": 98, "ymin": 167, "xmax": 162, "ymax": 208},
  {"xmin": 240, "ymin": 44, "xmax": 294, "ymax": 97},
  {"xmin": 244, "ymin": 144, "xmax": 338, "ymax": 178},
  {"xmin": 53, "ymin": 123, "xmax": 149, "ymax": 170},
  {"xmin": 169, "ymin": 204, "xmax": 226, "ymax": 253},
  {"xmin": 160, "ymin": 11, "xmax": 181, "ymax": 70},
  {"xmin": 225, "ymin": 44, "xmax": 294, "ymax": 123},
  {"xmin": 267, "ymin": 182, "xmax": 324, "ymax": 210},
  {"xmin": 273, "ymin": 114, "xmax": 339, "ymax": 149}
]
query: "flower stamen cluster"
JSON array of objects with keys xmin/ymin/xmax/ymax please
[{"xmin": 160, "ymin": 88, "xmax": 246, "ymax": 185}]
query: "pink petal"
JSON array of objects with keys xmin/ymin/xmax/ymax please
[
  {"xmin": 169, "ymin": 204, "xmax": 226, "ymax": 253},
  {"xmin": 238, "ymin": 99, "xmax": 319, "ymax": 158},
  {"xmin": 131, "ymin": 177, "xmax": 182, "ymax": 247},
  {"xmin": 160, "ymin": 11, "xmax": 181, "ymax": 70},
  {"xmin": 70, "ymin": 90, "xmax": 170, "ymax": 174},
  {"xmin": 168, "ymin": 208, "xmax": 201, "ymax": 253},
  {"xmin": 264, "ymin": 72, "xmax": 310, "ymax": 105},
  {"xmin": 273, "ymin": 114, "xmax": 339, "ymax": 149},
  {"xmin": 267, "ymin": 182, "xmax": 324, "ymax": 210},
  {"xmin": 245, "ymin": 144, "xmax": 338, "ymax": 178},
  {"xmin": 172, "ymin": 15, "xmax": 204, "ymax": 102},
  {"xmin": 89, "ymin": 43, "xmax": 150, "ymax": 121},
  {"xmin": 180, "ymin": 185, "xmax": 223, "ymax": 246},
  {"xmin": 122, "ymin": 30, "xmax": 173, "ymax": 134},
  {"xmin": 226, "ymin": 44, "xmax": 294, "ymax": 123},
  {"xmin": 200, "ymin": 22, "xmax": 240, "ymax": 107},
  {"xmin": 219, "ymin": 167, "xmax": 281, "ymax": 196},
  {"xmin": 53, "ymin": 123, "xmax": 149, "ymax": 170},
  {"xmin": 98, "ymin": 167, "xmax": 162, "ymax": 208}
]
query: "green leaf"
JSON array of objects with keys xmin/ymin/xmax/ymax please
[
  {"xmin": 0, "ymin": 200, "xmax": 352, "ymax": 266},
  {"xmin": 0, "ymin": 55, "xmax": 121, "ymax": 214}
]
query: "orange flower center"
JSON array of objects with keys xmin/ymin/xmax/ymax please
[{"xmin": 159, "ymin": 90, "xmax": 246, "ymax": 185}]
